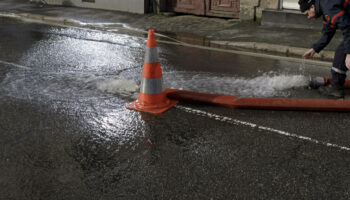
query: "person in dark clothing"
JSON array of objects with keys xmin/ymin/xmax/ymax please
[{"xmin": 299, "ymin": 0, "xmax": 350, "ymax": 98}]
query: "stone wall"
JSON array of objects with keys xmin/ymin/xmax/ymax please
[
  {"xmin": 240, "ymin": 0, "xmax": 279, "ymax": 21},
  {"xmin": 34, "ymin": 0, "xmax": 147, "ymax": 14},
  {"xmin": 72, "ymin": 0, "xmax": 146, "ymax": 14}
]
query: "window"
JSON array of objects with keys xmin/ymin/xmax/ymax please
[{"xmin": 283, "ymin": 0, "xmax": 299, "ymax": 10}]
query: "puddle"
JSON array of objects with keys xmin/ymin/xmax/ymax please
[{"xmin": 160, "ymin": 32, "xmax": 211, "ymax": 46}]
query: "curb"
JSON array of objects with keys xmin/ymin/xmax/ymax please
[
  {"xmin": 0, "ymin": 11, "xmax": 334, "ymax": 63},
  {"xmin": 210, "ymin": 41, "xmax": 334, "ymax": 62},
  {"xmin": 1, "ymin": 11, "xmax": 82, "ymax": 26}
]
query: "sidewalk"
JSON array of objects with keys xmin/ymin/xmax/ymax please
[{"xmin": 0, "ymin": 0, "xmax": 343, "ymax": 62}]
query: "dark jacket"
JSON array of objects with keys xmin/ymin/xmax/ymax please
[{"xmin": 313, "ymin": 0, "xmax": 350, "ymax": 53}]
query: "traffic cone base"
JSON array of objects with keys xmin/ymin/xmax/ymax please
[{"xmin": 126, "ymin": 95, "xmax": 178, "ymax": 114}]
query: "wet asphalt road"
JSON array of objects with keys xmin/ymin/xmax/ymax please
[{"xmin": 0, "ymin": 18, "xmax": 350, "ymax": 199}]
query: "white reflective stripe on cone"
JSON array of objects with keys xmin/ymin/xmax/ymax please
[
  {"xmin": 140, "ymin": 78, "xmax": 163, "ymax": 94},
  {"xmin": 144, "ymin": 47, "xmax": 159, "ymax": 63}
]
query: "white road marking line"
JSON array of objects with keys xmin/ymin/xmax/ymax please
[
  {"xmin": 175, "ymin": 105, "xmax": 350, "ymax": 152},
  {"xmin": 0, "ymin": 60, "xmax": 31, "ymax": 70}
]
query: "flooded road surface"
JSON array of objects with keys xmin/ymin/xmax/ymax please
[{"xmin": 0, "ymin": 18, "xmax": 349, "ymax": 199}]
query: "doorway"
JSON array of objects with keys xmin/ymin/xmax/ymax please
[{"xmin": 166, "ymin": 0, "xmax": 240, "ymax": 18}]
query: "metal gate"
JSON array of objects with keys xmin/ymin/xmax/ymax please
[
  {"xmin": 166, "ymin": 0, "xmax": 240, "ymax": 18},
  {"xmin": 207, "ymin": 0, "xmax": 239, "ymax": 18}
]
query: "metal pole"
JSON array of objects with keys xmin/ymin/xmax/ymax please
[{"xmin": 153, "ymin": 0, "xmax": 161, "ymax": 14}]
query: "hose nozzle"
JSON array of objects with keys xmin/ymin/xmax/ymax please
[{"xmin": 309, "ymin": 76, "xmax": 326, "ymax": 89}]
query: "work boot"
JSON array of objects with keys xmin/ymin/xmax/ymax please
[{"xmin": 318, "ymin": 84, "xmax": 344, "ymax": 98}]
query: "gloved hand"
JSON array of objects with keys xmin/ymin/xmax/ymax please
[{"xmin": 302, "ymin": 48, "xmax": 316, "ymax": 59}]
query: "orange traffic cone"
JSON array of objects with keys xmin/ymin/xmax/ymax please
[{"xmin": 126, "ymin": 29, "xmax": 178, "ymax": 114}]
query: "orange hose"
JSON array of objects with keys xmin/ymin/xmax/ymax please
[{"xmin": 165, "ymin": 88, "xmax": 350, "ymax": 112}]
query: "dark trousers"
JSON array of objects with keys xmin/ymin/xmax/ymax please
[{"xmin": 332, "ymin": 41, "xmax": 348, "ymax": 86}]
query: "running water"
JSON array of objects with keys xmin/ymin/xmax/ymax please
[
  {"xmin": 97, "ymin": 72, "xmax": 309, "ymax": 99},
  {"xmin": 0, "ymin": 71, "xmax": 140, "ymax": 101},
  {"xmin": 1, "ymin": 69, "xmax": 309, "ymax": 102},
  {"xmin": 299, "ymin": 58, "xmax": 306, "ymax": 74},
  {"xmin": 97, "ymin": 78, "xmax": 139, "ymax": 99},
  {"xmin": 162, "ymin": 71, "xmax": 310, "ymax": 98},
  {"xmin": 298, "ymin": 58, "xmax": 312, "ymax": 87}
]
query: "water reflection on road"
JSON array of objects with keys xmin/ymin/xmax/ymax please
[{"xmin": 1, "ymin": 19, "xmax": 349, "ymax": 200}]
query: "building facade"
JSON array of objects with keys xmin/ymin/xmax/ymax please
[
  {"xmin": 33, "ymin": 0, "xmax": 299, "ymax": 20},
  {"xmin": 164, "ymin": 0, "xmax": 299, "ymax": 20},
  {"xmin": 32, "ymin": 0, "xmax": 149, "ymax": 14}
]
